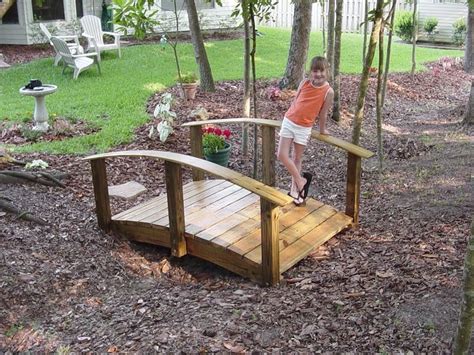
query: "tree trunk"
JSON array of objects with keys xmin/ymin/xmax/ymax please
[
  {"xmin": 185, "ymin": 0, "xmax": 215, "ymax": 92},
  {"xmin": 382, "ymin": 0, "xmax": 397, "ymax": 106},
  {"xmin": 464, "ymin": 81, "xmax": 474, "ymax": 125},
  {"xmin": 242, "ymin": 11, "xmax": 251, "ymax": 156},
  {"xmin": 376, "ymin": 22, "xmax": 385, "ymax": 171},
  {"xmin": 411, "ymin": 0, "xmax": 417, "ymax": 75},
  {"xmin": 465, "ymin": 8, "xmax": 473, "ymax": 73},
  {"xmin": 453, "ymin": 220, "xmax": 474, "ymax": 354},
  {"xmin": 327, "ymin": 0, "xmax": 335, "ymax": 83},
  {"xmin": 332, "ymin": 0, "xmax": 343, "ymax": 121},
  {"xmin": 321, "ymin": 0, "xmax": 326, "ymax": 55},
  {"xmin": 352, "ymin": 0, "xmax": 384, "ymax": 145},
  {"xmin": 250, "ymin": 5, "xmax": 259, "ymax": 179},
  {"xmin": 280, "ymin": 0, "xmax": 312, "ymax": 90},
  {"xmin": 362, "ymin": 0, "xmax": 369, "ymax": 66}
]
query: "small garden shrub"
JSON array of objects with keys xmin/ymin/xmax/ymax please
[
  {"xmin": 452, "ymin": 17, "xmax": 467, "ymax": 46},
  {"xmin": 423, "ymin": 17, "xmax": 438, "ymax": 41},
  {"xmin": 395, "ymin": 11, "xmax": 417, "ymax": 42}
]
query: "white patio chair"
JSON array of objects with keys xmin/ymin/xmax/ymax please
[
  {"xmin": 80, "ymin": 15, "xmax": 121, "ymax": 58},
  {"xmin": 51, "ymin": 36, "xmax": 101, "ymax": 80},
  {"xmin": 39, "ymin": 23, "xmax": 83, "ymax": 66}
]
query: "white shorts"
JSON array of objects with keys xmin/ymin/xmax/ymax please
[{"xmin": 279, "ymin": 117, "xmax": 312, "ymax": 146}]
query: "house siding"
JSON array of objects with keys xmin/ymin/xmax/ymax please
[{"xmin": 418, "ymin": 3, "xmax": 467, "ymax": 43}]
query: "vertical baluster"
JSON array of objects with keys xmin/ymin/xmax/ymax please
[
  {"xmin": 90, "ymin": 158, "xmax": 111, "ymax": 232},
  {"xmin": 261, "ymin": 125, "xmax": 276, "ymax": 187},
  {"xmin": 345, "ymin": 152, "xmax": 362, "ymax": 225},
  {"xmin": 190, "ymin": 125, "xmax": 204, "ymax": 181},
  {"xmin": 261, "ymin": 199, "xmax": 280, "ymax": 286}
]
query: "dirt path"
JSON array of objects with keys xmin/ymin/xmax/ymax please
[{"xmin": 0, "ymin": 59, "xmax": 472, "ymax": 352}]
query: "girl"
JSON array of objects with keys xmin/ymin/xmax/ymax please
[{"xmin": 277, "ymin": 56, "xmax": 334, "ymax": 206}]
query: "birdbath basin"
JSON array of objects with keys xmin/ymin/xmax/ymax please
[{"xmin": 19, "ymin": 84, "xmax": 57, "ymax": 132}]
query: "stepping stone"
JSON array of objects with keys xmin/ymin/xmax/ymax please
[
  {"xmin": 108, "ymin": 181, "xmax": 147, "ymax": 200},
  {"xmin": 0, "ymin": 54, "xmax": 10, "ymax": 69}
]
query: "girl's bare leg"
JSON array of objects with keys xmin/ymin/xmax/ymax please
[{"xmin": 277, "ymin": 136, "xmax": 307, "ymax": 198}]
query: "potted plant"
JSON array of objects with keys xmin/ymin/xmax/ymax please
[
  {"xmin": 202, "ymin": 126, "xmax": 232, "ymax": 167},
  {"xmin": 178, "ymin": 72, "xmax": 198, "ymax": 101}
]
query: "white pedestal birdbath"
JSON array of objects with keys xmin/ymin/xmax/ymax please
[{"xmin": 19, "ymin": 84, "xmax": 57, "ymax": 132}]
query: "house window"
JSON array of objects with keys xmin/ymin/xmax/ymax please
[
  {"xmin": 2, "ymin": 0, "xmax": 19, "ymax": 24},
  {"xmin": 76, "ymin": 0, "xmax": 83, "ymax": 18},
  {"xmin": 161, "ymin": 0, "xmax": 215, "ymax": 11},
  {"xmin": 32, "ymin": 0, "xmax": 65, "ymax": 21}
]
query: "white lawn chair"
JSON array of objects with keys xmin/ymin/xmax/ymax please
[
  {"xmin": 80, "ymin": 15, "xmax": 121, "ymax": 58},
  {"xmin": 39, "ymin": 23, "xmax": 83, "ymax": 66},
  {"xmin": 51, "ymin": 36, "xmax": 101, "ymax": 80}
]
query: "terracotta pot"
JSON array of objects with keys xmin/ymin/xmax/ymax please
[{"xmin": 181, "ymin": 82, "xmax": 198, "ymax": 100}]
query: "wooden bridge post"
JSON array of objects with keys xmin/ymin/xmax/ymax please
[
  {"xmin": 190, "ymin": 125, "xmax": 205, "ymax": 181},
  {"xmin": 165, "ymin": 161, "xmax": 187, "ymax": 257},
  {"xmin": 90, "ymin": 158, "xmax": 111, "ymax": 232},
  {"xmin": 261, "ymin": 126, "xmax": 276, "ymax": 187},
  {"xmin": 345, "ymin": 153, "xmax": 362, "ymax": 226},
  {"xmin": 260, "ymin": 199, "xmax": 280, "ymax": 286}
]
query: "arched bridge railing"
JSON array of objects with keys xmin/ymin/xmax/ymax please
[
  {"xmin": 84, "ymin": 150, "xmax": 293, "ymax": 285},
  {"xmin": 182, "ymin": 118, "xmax": 374, "ymax": 225}
]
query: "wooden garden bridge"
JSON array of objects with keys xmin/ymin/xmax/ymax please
[{"xmin": 86, "ymin": 118, "xmax": 373, "ymax": 285}]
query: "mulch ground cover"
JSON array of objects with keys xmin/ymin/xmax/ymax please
[{"xmin": 0, "ymin": 46, "xmax": 472, "ymax": 352}]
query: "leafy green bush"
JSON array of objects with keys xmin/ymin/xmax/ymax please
[
  {"xmin": 177, "ymin": 72, "xmax": 198, "ymax": 84},
  {"xmin": 423, "ymin": 17, "xmax": 438, "ymax": 35},
  {"xmin": 452, "ymin": 17, "xmax": 467, "ymax": 46},
  {"xmin": 395, "ymin": 11, "xmax": 417, "ymax": 42}
]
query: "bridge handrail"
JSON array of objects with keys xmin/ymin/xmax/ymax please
[
  {"xmin": 84, "ymin": 150, "xmax": 293, "ymax": 207},
  {"xmin": 182, "ymin": 118, "xmax": 374, "ymax": 159}
]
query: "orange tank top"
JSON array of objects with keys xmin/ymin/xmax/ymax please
[{"xmin": 285, "ymin": 80, "xmax": 330, "ymax": 127}]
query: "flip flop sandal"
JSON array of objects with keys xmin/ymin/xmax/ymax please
[{"xmin": 301, "ymin": 172, "xmax": 313, "ymax": 199}]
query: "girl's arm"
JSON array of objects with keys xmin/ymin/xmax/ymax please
[{"xmin": 318, "ymin": 88, "xmax": 334, "ymax": 135}]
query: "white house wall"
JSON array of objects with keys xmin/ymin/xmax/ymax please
[{"xmin": 417, "ymin": 3, "xmax": 467, "ymax": 43}]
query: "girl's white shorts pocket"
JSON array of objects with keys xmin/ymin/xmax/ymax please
[{"xmin": 279, "ymin": 117, "xmax": 312, "ymax": 146}]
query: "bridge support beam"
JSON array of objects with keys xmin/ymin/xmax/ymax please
[
  {"xmin": 90, "ymin": 158, "xmax": 111, "ymax": 232},
  {"xmin": 261, "ymin": 199, "xmax": 280, "ymax": 286},
  {"xmin": 345, "ymin": 153, "xmax": 361, "ymax": 226},
  {"xmin": 165, "ymin": 161, "xmax": 187, "ymax": 257}
]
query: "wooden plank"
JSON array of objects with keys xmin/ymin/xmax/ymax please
[
  {"xmin": 112, "ymin": 221, "xmax": 171, "ymax": 247},
  {"xmin": 196, "ymin": 213, "xmax": 249, "ymax": 241},
  {"xmin": 90, "ymin": 159, "xmax": 111, "ymax": 232},
  {"xmin": 261, "ymin": 126, "xmax": 276, "ymax": 187},
  {"xmin": 186, "ymin": 237, "xmax": 262, "ymax": 283},
  {"xmin": 227, "ymin": 229, "xmax": 262, "ymax": 256},
  {"xmin": 190, "ymin": 125, "xmax": 205, "ymax": 181},
  {"xmin": 84, "ymin": 151, "xmax": 294, "ymax": 207},
  {"xmin": 279, "ymin": 199, "xmax": 324, "ymax": 229},
  {"xmin": 260, "ymin": 199, "xmax": 280, "ymax": 286},
  {"xmin": 185, "ymin": 192, "xmax": 259, "ymax": 235},
  {"xmin": 345, "ymin": 152, "xmax": 361, "ymax": 225},
  {"xmin": 152, "ymin": 184, "xmax": 248, "ymax": 226},
  {"xmin": 135, "ymin": 180, "xmax": 235, "ymax": 223},
  {"xmin": 280, "ymin": 205, "xmax": 337, "ymax": 247},
  {"xmin": 213, "ymin": 219, "xmax": 261, "ymax": 248},
  {"xmin": 279, "ymin": 212, "xmax": 352, "ymax": 273},
  {"xmin": 114, "ymin": 180, "xmax": 221, "ymax": 220},
  {"xmin": 165, "ymin": 161, "xmax": 186, "ymax": 257}
]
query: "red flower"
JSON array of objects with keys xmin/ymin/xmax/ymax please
[
  {"xmin": 223, "ymin": 129, "xmax": 231, "ymax": 139},
  {"xmin": 214, "ymin": 128, "xmax": 222, "ymax": 136},
  {"xmin": 202, "ymin": 127, "xmax": 208, "ymax": 133},
  {"xmin": 207, "ymin": 126, "xmax": 214, "ymax": 133}
]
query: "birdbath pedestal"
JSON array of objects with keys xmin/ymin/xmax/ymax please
[{"xmin": 19, "ymin": 84, "xmax": 57, "ymax": 132}]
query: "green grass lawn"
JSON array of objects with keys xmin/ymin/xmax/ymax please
[{"xmin": 0, "ymin": 27, "xmax": 463, "ymax": 154}]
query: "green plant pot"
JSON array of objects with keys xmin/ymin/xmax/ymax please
[{"xmin": 204, "ymin": 143, "xmax": 231, "ymax": 167}]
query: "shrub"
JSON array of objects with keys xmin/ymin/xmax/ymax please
[
  {"xmin": 395, "ymin": 11, "xmax": 417, "ymax": 42},
  {"xmin": 423, "ymin": 17, "xmax": 438, "ymax": 35},
  {"xmin": 177, "ymin": 72, "xmax": 198, "ymax": 84},
  {"xmin": 452, "ymin": 17, "xmax": 467, "ymax": 46}
]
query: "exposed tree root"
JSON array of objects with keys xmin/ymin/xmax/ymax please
[
  {"xmin": 0, "ymin": 170, "xmax": 67, "ymax": 188},
  {"xmin": 0, "ymin": 195, "xmax": 48, "ymax": 225}
]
